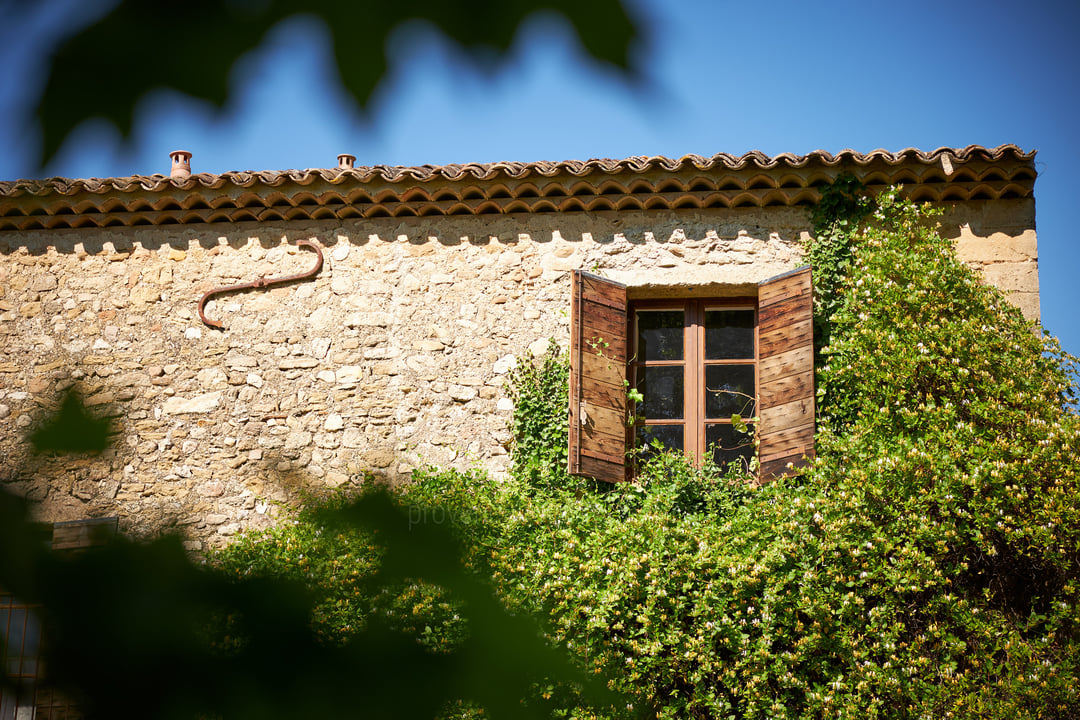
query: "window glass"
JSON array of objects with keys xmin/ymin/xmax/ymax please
[
  {"xmin": 4, "ymin": 607, "xmax": 25, "ymax": 676},
  {"xmin": 636, "ymin": 310, "xmax": 684, "ymax": 361},
  {"xmin": 706, "ymin": 423, "xmax": 755, "ymax": 469},
  {"xmin": 635, "ymin": 366, "xmax": 684, "ymax": 420},
  {"xmin": 704, "ymin": 365, "xmax": 756, "ymax": 418},
  {"xmin": 704, "ymin": 309, "xmax": 755, "ymax": 359},
  {"xmin": 636, "ymin": 424, "xmax": 684, "ymax": 455},
  {"xmin": 629, "ymin": 298, "xmax": 759, "ymax": 473},
  {"xmin": 2, "ymin": 604, "xmax": 41, "ymax": 679},
  {"xmin": 20, "ymin": 617, "xmax": 39, "ymax": 676}
]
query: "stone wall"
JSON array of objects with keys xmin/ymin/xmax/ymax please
[
  {"xmin": 941, "ymin": 199, "xmax": 1040, "ymax": 320},
  {"xmin": 0, "ymin": 200, "xmax": 1037, "ymax": 548}
]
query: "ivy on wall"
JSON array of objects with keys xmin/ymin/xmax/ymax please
[{"xmin": 505, "ymin": 338, "xmax": 571, "ymax": 488}]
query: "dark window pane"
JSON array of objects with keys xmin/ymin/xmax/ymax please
[
  {"xmin": 636, "ymin": 424, "xmax": 684, "ymax": 456},
  {"xmin": 705, "ymin": 309, "xmax": 755, "ymax": 359},
  {"xmin": 705, "ymin": 365, "xmax": 756, "ymax": 418},
  {"xmin": 19, "ymin": 614, "xmax": 40, "ymax": 676},
  {"xmin": 635, "ymin": 366, "xmax": 684, "ymax": 420},
  {"xmin": 636, "ymin": 310, "xmax": 684, "ymax": 361},
  {"xmin": 706, "ymin": 423, "xmax": 756, "ymax": 471},
  {"xmin": 4, "ymin": 608, "xmax": 25, "ymax": 658}
]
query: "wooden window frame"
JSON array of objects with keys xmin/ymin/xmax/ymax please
[{"xmin": 629, "ymin": 297, "xmax": 758, "ymax": 469}]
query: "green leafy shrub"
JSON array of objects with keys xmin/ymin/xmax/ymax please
[
  {"xmin": 209, "ymin": 489, "xmax": 468, "ymax": 654},
  {"xmin": 208, "ymin": 484, "xmax": 622, "ymax": 719},
  {"xmin": 398, "ymin": 189, "xmax": 1080, "ymax": 718},
  {"xmin": 798, "ymin": 190, "xmax": 1080, "ymax": 716},
  {"xmin": 206, "ymin": 187, "xmax": 1080, "ymax": 719},
  {"xmin": 397, "ymin": 446, "xmax": 762, "ymax": 718}
]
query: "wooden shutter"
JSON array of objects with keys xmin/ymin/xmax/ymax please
[
  {"xmin": 758, "ymin": 266, "xmax": 815, "ymax": 481},
  {"xmin": 51, "ymin": 517, "xmax": 118, "ymax": 551},
  {"xmin": 568, "ymin": 270, "xmax": 628, "ymax": 483}
]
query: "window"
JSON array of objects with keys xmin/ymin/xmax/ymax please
[
  {"xmin": 1, "ymin": 593, "xmax": 42, "ymax": 720},
  {"xmin": 0, "ymin": 518, "xmax": 115, "ymax": 720},
  {"xmin": 568, "ymin": 267, "xmax": 815, "ymax": 482},
  {"xmin": 631, "ymin": 299, "xmax": 758, "ymax": 470}
]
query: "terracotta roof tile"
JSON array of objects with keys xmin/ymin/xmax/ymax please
[{"xmin": 0, "ymin": 145, "xmax": 1036, "ymax": 232}]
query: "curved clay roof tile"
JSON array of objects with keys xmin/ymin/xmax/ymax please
[{"xmin": 0, "ymin": 145, "xmax": 1037, "ymax": 231}]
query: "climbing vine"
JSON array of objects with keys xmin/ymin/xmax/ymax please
[
  {"xmin": 504, "ymin": 339, "xmax": 571, "ymax": 488},
  {"xmin": 804, "ymin": 172, "xmax": 876, "ymax": 357}
]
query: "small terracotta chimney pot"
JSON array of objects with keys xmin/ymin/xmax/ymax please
[
  {"xmin": 337, "ymin": 154, "xmax": 356, "ymax": 170},
  {"xmin": 170, "ymin": 150, "xmax": 192, "ymax": 179}
]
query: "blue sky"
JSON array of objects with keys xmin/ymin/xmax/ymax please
[{"xmin": 2, "ymin": 0, "xmax": 1078, "ymax": 358}]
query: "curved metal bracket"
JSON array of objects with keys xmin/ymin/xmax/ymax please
[{"xmin": 198, "ymin": 239, "xmax": 324, "ymax": 330}]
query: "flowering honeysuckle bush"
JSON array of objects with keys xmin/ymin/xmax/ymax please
[
  {"xmin": 210, "ymin": 188, "xmax": 1080, "ymax": 719},
  {"xmin": 792, "ymin": 190, "xmax": 1080, "ymax": 717},
  {"xmin": 209, "ymin": 491, "xmax": 470, "ymax": 654},
  {"xmin": 401, "ymin": 190, "xmax": 1080, "ymax": 718}
]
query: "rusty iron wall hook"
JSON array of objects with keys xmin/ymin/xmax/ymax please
[{"xmin": 198, "ymin": 239, "xmax": 324, "ymax": 330}]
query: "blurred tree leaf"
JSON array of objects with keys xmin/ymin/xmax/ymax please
[
  {"xmin": 37, "ymin": 0, "xmax": 640, "ymax": 167},
  {"xmin": 29, "ymin": 390, "xmax": 111, "ymax": 453},
  {"xmin": 3, "ymin": 396, "xmax": 621, "ymax": 718},
  {"xmin": 332, "ymin": 492, "xmax": 624, "ymax": 717},
  {"xmin": 0, "ymin": 485, "xmax": 618, "ymax": 719}
]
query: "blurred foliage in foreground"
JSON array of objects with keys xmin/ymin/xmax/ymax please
[
  {"xmin": 1, "ymin": 401, "xmax": 620, "ymax": 719},
  {"xmin": 33, "ymin": 0, "xmax": 641, "ymax": 168}
]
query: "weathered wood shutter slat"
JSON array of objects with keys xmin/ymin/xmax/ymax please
[
  {"xmin": 51, "ymin": 516, "xmax": 118, "ymax": 550},
  {"xmin": 569, "ymin": 270, "xmax": 628, "ymax": 482},
  {"xmin": 758, "ymin": 266, "xmax": 815, "ymax": 481}
]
